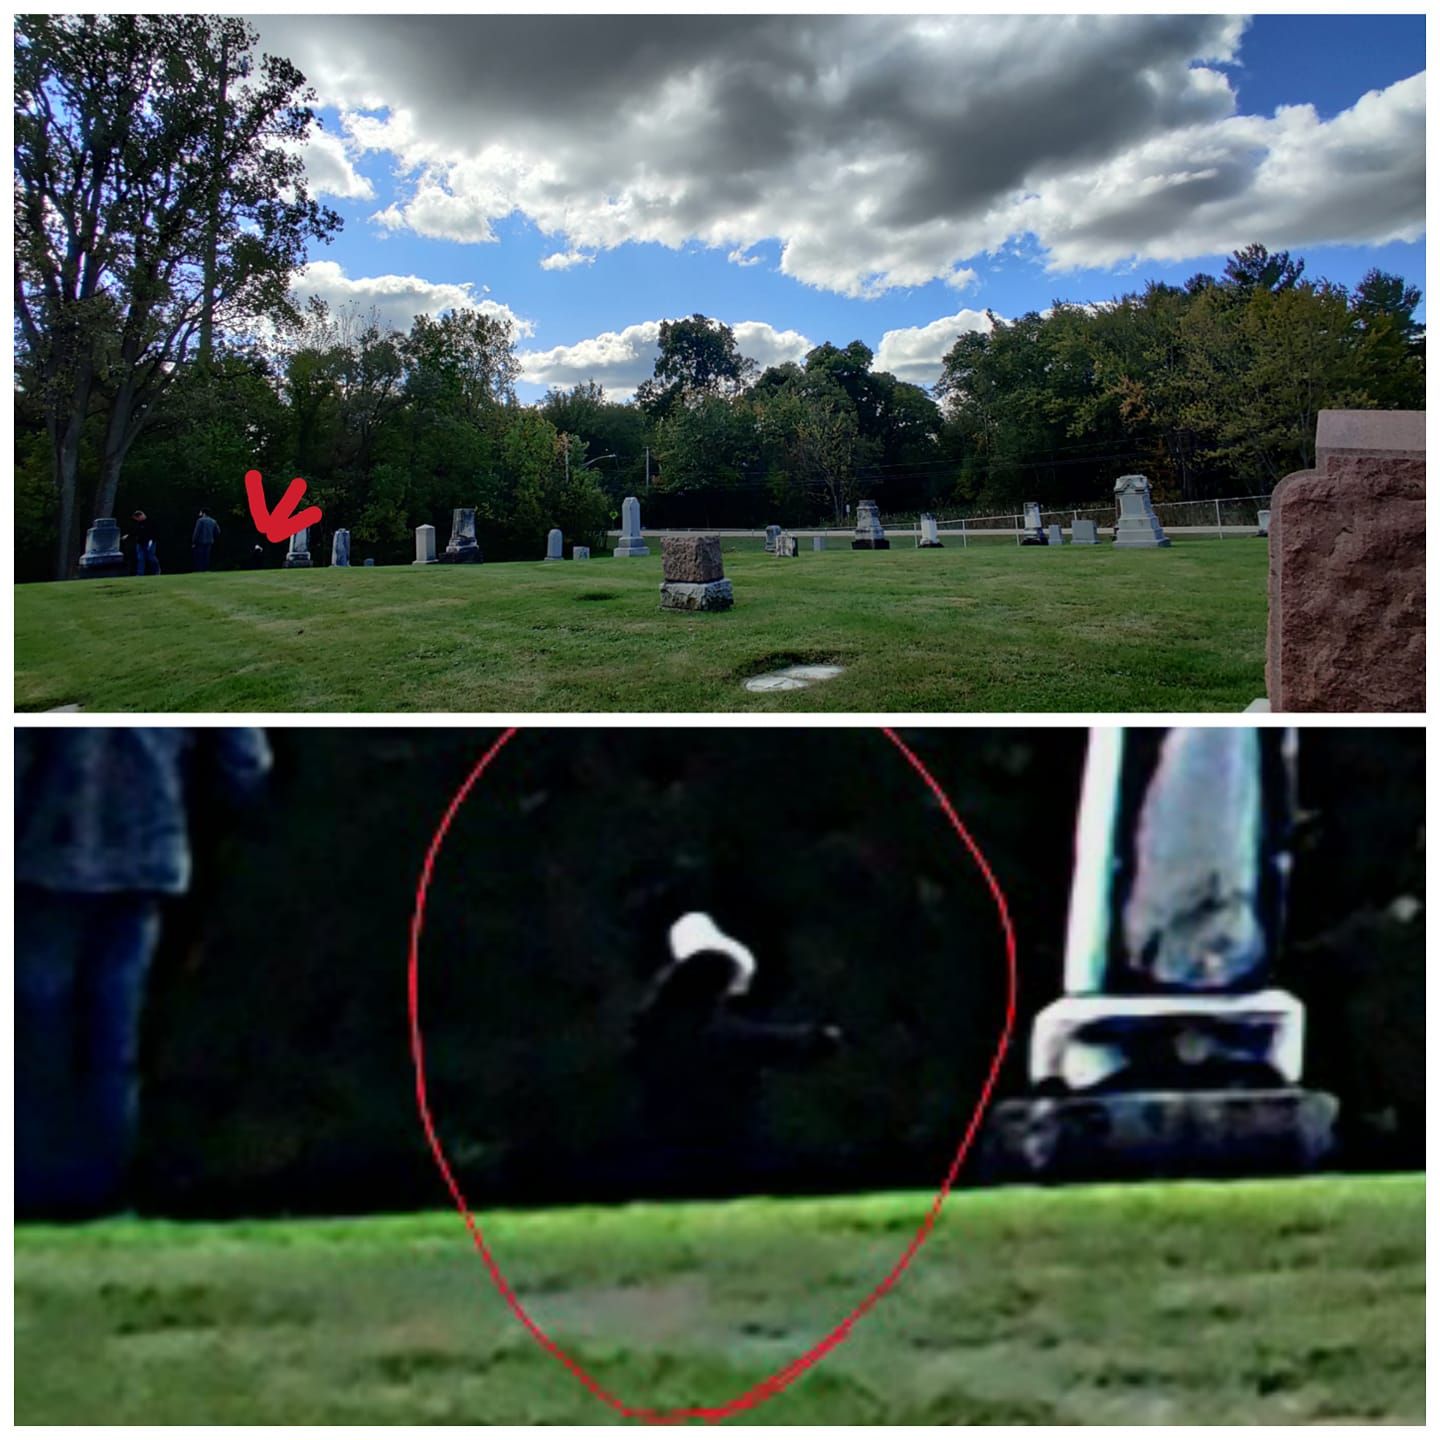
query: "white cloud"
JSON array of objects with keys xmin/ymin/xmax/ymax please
[
  {"xmin": 254, "ymin": 16, "xmax": 1423, "ymax": 294},
  {"xmin": 945, "ymin": 267, "xmax": 979, "ymax": 293},
  {"xmin": 728, "ymin": 247, "xmax": 763, "ymax": 268},
  {"xmin": 875, "ymin": 309, "xmax": 995, "ymax": 387},
  {"xmin": 290, "ymin": 260, "xmax": 534, "ymax": 337},
  {"xmin": 519, "ymin": 317, "xmax": 812, "ymax": 399},
  {"xmin": 539, "ymin": 249, "xmax": 596, "ymax": 271},
  {"xmin": 291, "ymin": 126, "xmax": 374, "ymax": 201}
]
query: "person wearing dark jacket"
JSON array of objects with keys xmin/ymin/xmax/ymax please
[
  {"xmin": 15, "ymin": 728, "xmax": 272, "ymax": 1218},
  {"xmin": 126, "ymin": 510, "xmax": 160, "ymax": 575},
  {"xmin": 191, "ymin": 509, "xmax": 221, "ymax": 571}
]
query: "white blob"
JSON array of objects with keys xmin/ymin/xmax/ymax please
[{"xmin": 669, "ymin": 911, "xmax": 756, "ymax": 996}]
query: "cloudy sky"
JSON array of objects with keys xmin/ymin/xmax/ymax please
[{"xmin": 252, "ymin": 12, "xmax": 1426, "ymax": 400}]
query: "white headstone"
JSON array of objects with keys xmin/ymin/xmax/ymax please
[
  {"xmin": 1257, "ymin": 508, "xmax": 1271, "ymax": 538},
  {"xmin": 444, "ymin": 507, "xmax": 480, "ymax": 561},
  {"xmin": 284, "ymin": 526, "xmax": 313, "ymax": 568},
  {"xmin": 852, "ymin": 500, "xmax": 890, "ymax": 549},
  {"xmin": 1112, "ymin": 475, "xmax": 1171, "ymax": 548},
  {"xmin": 1071, "ymin": 519, "xmax": 1099, "ymax": 545},
  {"xmin": 413, "ymin": 523, "xmax": 438, "ymax": 565},
  {"xmin": 764, "ymin": 524, "xmax": 782, "ymax": 554},
  {"xmin": 1046, "ymin": 523, "xmax": 1065, "ymax": 547},
  {"xmin": 331, "ymin": 529, "xmax": 351, "ymax": 567},
  {"xmin": 614, "ymin": 495, "xmax": 649, "ymax": 557},
  {"xmin": 919, "ymin": 513, "xmax": 942, "ymax": 547},
  {"xmin": 1023, "ymin": 501, "xmax": 1043, "ymax": 534}
]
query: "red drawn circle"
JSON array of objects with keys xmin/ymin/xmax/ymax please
[{"xmin": 408, "ymin": 727, "xmax": 1019, "ymax": 1424}]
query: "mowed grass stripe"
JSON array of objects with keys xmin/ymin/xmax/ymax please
[
  {"xmin": 15, "ymin": 538, "xmax": 1267, "ymax": 712},
  {"xmin": 14, "ymin": 1176, "xmax": 1424, "ymax": 1424}
]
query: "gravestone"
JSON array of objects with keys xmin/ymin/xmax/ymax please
[
  {"xmin": 985, "ymin": 728, "xmax": 1337, "ymax": 1182},
  {"xmin": 660, "ymin": 535, "xmax": 733, "ymax": 611},
  {"xmin": 812, "ymin": 536, "xmax": 827, "ymax": 551},
  {"xmin": 764, "ymin": 524, "xmax": 782, "ymax": 554},
  {"xmin": 412, "ymin": 524, "xmax": 438, "ymax": 565},
  {"xmin": 573, "ymin": 545, "xmax": 591, "ymax": 560},
  {"xmin": 614, "ymin": 496, "xmax": 650, "ymax": 557},
  {"xmin": 441, "ymin": 507, "xmax": 482, "ymax": 563},
  {"xmin": 774, "ymin": 532, "xmax": 799, "ymax": 557},
  {"xmin": 851, "ymin": 499, "xmax": 890, "ymax": 550},
  {"xmin": 364, "ymin": 558, "xmax": 375, "ymax": 567},
  {"xmin": 1071, "ymin": 519, "xmax": 1098, "ymax": 545},
  {"xmin": 77, "ymin": 518, "xmax": 126, "ymax": 579},
  {"xmin": 544, "ymin": 527, "xmax": 563, "ymax": 562},
  {"xmin": 919, "ymin": 513, "xmax": 943, "ymax": 548},
  {"xmin": 1046, "ymin": 524, "xmax": 1065, "ymax": 547},
  {"xmin": 331, "ymin": 529, "xmax": 351, "ymax": 567},
  {"xmin": 1020, "ymin": 501, "xmax": 1046, "ymax": 545},
  {"xmin": 1256, "ymin": 508, "xmax": 1271, "ymax": 538},
  {"xmin": 283, "ymin": 526, "xmax": 313, "ymax": 568},
  {"xmin": 1267, "ymin": 409, "xmax": 1424, "ymax": 712},
  {"xmin": 1112, "ymin": 474, "xmax": 1171, "ymax": 548}
]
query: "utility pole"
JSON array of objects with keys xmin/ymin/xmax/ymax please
[{"xmin": 644, "ymin": 446, "xmax": 650, "ymax": 490}]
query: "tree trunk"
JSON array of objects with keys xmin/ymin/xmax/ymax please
[
  {"xmin": 93, "ymin": 385, "xmax": 138, "ymax": 524},
  {"xmin": 51, "ymin": 364, "xmax": 95, "ymax": 580}
]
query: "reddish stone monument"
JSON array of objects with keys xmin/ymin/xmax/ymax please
[{"xmin": 1266, "ymin": 409, "xmax": 1425, "ymax": 712}]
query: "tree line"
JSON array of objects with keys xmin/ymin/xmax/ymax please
[{"xmin": 14, "ymin": 15, "xmax": 1425, "ymax": 579}]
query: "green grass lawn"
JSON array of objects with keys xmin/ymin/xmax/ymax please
[
  {"xmin": 15, "ymin": 1176, "xmax": 1423, "ymax": 1424},
  {"xmin": 14, "ymin": 537, "xmax": 1268, "ymax": 712}
]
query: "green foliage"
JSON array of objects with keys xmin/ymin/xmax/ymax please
[{"xmin": 938, "ymin": 245, "xmax": 1424, "ymax": 503}]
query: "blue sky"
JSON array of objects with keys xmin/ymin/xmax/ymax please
[{"xmin": 258, "ymin": 13, "xmax": 1425, "ymax": 401}]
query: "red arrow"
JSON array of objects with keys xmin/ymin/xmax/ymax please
[{"xmin": 246, "ymin": 469, "xmax": 323, "ymax": 544}]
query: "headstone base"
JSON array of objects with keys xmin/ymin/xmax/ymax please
[
  {"xmin": 411, "ymin": 558, "xmax": 439, "ymax": 566},
  {"xmin": 77, "ymin": 557, "xmax": 127, "ymax": 579},
  {"xmin": 614, "ymin": 543, "xmax": 650, "ymax": 558},
  {"xmin": 851, "ymin": 538, "xmax": 891, "ymax": 550},
  {"xmin": 1020, "ymin": 534, "xmax": 1048, "ymax": 546},
  {"xmin": 283, "ymin": 555, "xmax": 313, "ymax": 569},
  {"xmin": 918, "ymin": 540, "xmax": 944, "ymax": 548},
  {"xmin": 660, "ymin": 578, "xmax": 734, "ymax": 612},
  {"xmin": 440, "ymin": 546, "xmax": 483, "ymax": 564},
  {"xmin": 1113, "ymin": 517, "xmax": 1171, "ymax": 548},
  {"xmin": 981, "ymin": 1088, "xmax": 1338, "ymax": 1183}
]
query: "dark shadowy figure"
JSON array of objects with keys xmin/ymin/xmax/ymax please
[
  {"xmin": 629, "ymin": 934, "xmax": 841, "ymax": 1194},
  {"xmin": 126, "ymin": 509, "xmax": 160, "ymax": 575},
  {"xmin": 15, "ymin": 729, "xmax": 272, "ymax": 1218},
  {"xmin": 191, "ymin": 509, "xmax": 221, "ymax": 572}
]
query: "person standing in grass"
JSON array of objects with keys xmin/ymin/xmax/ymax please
[
  {"xmin": 15, "ymin": 728, "xmax": 272, "ymax": 1219},
  {"xmin": 191, "ymin": 508, "xmax": 221, "ymax": 572},
  {"xmin": 126, "ymin": 510, "xmax": 160, "ymax": 575}
]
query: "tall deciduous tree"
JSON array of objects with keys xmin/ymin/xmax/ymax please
[
  {"xmin": 15, "ymin": 14, "xmax": 340, "ymax": 577},
  {"xmin": 636, "ymin": 314, "xmax": 757, "ymax": 418}
]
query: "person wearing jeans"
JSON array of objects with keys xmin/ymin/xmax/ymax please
[
  {"xmin": 191, "ymin": 509, "xmax": 221, "ymax": 571},
  {"xmin": 15, "ymin": 728, "xmax": 272, "ymax": 1218}
]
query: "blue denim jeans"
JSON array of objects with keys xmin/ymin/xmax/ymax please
[
  {"xmin": 135, "ymin": 541, "xmax": 159, "ymax": 575},
  {"xmin": 16, "ymin": 887, "xmax": 162, "ymax": 1218}
]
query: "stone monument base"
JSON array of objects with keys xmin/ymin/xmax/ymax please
[
  {"xmin": 614, "ymin": 543, "xmax": 650, "ymax": 557},
  {"xmin": 1113, "ymin": 518, "xmax": 1171, "ymax": 548},
  {"xmin": 440, "ymin": 546, "xmax": 482, "ymax": 564},
  {"xmin": 660, "ymin": 579, "xmax": 733, "ymax": 612},
  {"xmin": 982, "ymin": 1088, "xmax": 1338, "ymax": 1183},
  {"xmin": 919, "ymin": 539, "xmax": 944, "ymax": 548},
  {"xmin": 77, "ymin": 557, "xmax": 127, "ymax": 579},
  {"xmin": 851, "ymin": 538, "xmax": 890, "ymax": 550},
  {"xmin": 283, "ymin": 555, "xmax": 313, "ymax": 569},
  {"xmin": 1020, "ymin": 534, "xmax": 1048, "ymax": 546}
]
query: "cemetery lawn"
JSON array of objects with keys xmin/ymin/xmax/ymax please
[
  {"xmin": 15, "ymin": 1174, "xmax": 1423, "ymax": 1424},
  {"xmin": 14, "ymin": 538, "xmax": 1268, "ymax": 711}
]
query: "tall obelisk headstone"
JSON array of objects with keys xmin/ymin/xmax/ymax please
[{"xmin": 985, "ymin": 727, "xmax": 1336, "ymax": 1180}]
